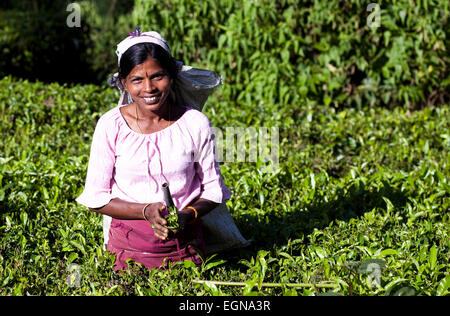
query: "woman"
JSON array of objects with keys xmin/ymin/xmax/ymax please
[{"xmin": 76, "ymin": 29, "xmax": 231, "ymax": 270}]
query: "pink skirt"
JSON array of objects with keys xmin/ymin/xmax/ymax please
[{"xmin": 107, "ymin": 218, "xmax": 205, "ymax": 271}]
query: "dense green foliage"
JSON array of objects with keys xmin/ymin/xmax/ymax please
[
  {"xmin": 135, "ymin": 0, "xmax": 449, "ymax": 110},
  {"xmin": 0, "ymin": 0, "xmax": 134, "ymax": 83},
  {"xmin": 0, "ymin": 0, "xmax": 448, "ymax": 109},
  {"xmin": 0, "ymin": 76, "xmax": 448, "ymax": 296},
  {"xmin": 0, "ymin": 0, "xmax": 449, "ymax": 297}
]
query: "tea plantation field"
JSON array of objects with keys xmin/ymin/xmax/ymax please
[{"xmin": 0, "ymin": 76, "xmax": 448, "ymax": 296}]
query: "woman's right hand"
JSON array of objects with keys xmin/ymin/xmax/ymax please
[{"xmin": 143, "ymin": 202, "xmax": 169, "ymax": 240}]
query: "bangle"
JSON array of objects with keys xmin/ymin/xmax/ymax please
[
  {"xmin": 142, "ymin": 203, "xmax": 151, "ymax": 221},
  {"xmin": 185, "ymin": 206, "xmax": 198, "ymax": 222}
]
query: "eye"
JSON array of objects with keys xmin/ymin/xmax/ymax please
[{"xmin": 152, "ymin": 72, "xmax": 167, "ymax": 81}]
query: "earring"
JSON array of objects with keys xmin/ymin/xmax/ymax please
[{"xmin": 127, "ymin": 92, "xmax": 134, "ymax": 104}]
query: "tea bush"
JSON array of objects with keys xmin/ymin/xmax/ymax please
[
  {"xmin": 0, "ymin": 0, "xmax": 134, "ymax": 84},
  {"xmin": 1, "ymin": 0, "xmax": 448, "ymax": 110},
  {"xmin": 133, "ymin": 0, "xmax": 449, "ymax": 111},
  {"xmin": 0, "ymin": 76, "xmax": 448, "ymax": 296}
]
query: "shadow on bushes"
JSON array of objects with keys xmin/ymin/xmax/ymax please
[{"xmin": 226, "ymin": 179, "xmax": 409, "ymax": 261}]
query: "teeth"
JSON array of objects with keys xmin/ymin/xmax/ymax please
[{"xmin": 144, "ymin": 97, "xmax": 157, "ymax": 102}]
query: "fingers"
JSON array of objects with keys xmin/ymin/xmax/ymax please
[
  {"xmin": 152, "ymin": 217, "xmax": 169, "ymax": 240},
  {"xmin": 153, "ymin": 224, "xmax": 169, "ymax": 240},
  {"xmin": 149, "ymin": 204, "xmax": 170, "ymax": 240},
  {"xmin": 144, "ymin": 203, "xmax": 184, "ymax": 240}
]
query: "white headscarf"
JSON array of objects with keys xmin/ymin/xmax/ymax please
[{"xmin": 108, "ymin": 28, "xmax": 222, "ymax": 111}]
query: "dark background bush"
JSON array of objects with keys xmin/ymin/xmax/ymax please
[{"xmin": 0, "ymin": 0, "xmax": 133, "ymax": 84}]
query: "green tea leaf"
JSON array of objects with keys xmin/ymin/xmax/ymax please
[
  {"xmin": 436, "ymin": 275, "xmax": 450, "ymax": 296},
  {"xmin": 428, "ymin": 245, "xmax": 437, "ymax": 270}
]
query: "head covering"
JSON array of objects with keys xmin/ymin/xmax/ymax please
[{"xmin": 108, "ymin": 27, "xmax": 222, "ymax": 111}]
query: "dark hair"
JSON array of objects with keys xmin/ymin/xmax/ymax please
[{"xmin": 118, "ymin": 42, "xmax": 179, "ymax": 80}]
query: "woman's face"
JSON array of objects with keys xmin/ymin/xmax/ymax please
[{"xmin": 122, "ymin": 57, "xmax": 172, "ymax": 113}]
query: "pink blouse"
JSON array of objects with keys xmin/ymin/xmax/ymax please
[{"xmin": 76, "ymin": 105, "xmax": 231, "ymax": 212}]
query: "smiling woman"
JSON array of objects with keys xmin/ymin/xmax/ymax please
[
  {"xmin": 75, "ymin": 29, "xmax": 235, "ymax": 271},
  {"xmin": 119, "ymin": 47, "xmax": 178, "ymax": 134}
]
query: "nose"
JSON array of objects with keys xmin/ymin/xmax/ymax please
[
  {"xmin": 143, "ymin": 78, "xmax": 152, "ymax": 91},
  {"xmin": 143, "ymin": 78, "xmax": 157, "ymax": 93}
]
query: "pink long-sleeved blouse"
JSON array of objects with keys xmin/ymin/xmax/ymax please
[
  {"xmin": 76, "ymin": 105, "xmax": 231, "ymax": 265},
  {"xmin": 76, "ymin": 105, "xmax": 231, "ymax": 209}
]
